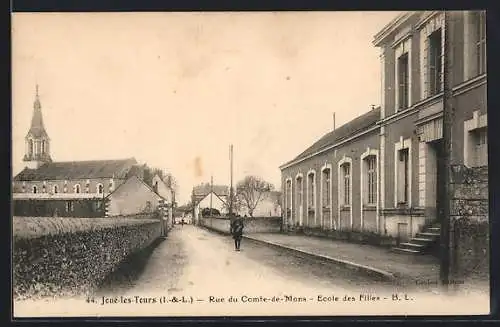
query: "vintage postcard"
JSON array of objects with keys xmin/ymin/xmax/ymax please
[{"xmin": 11, "ymin": 11, "xmax": 490, "ymax": 318}]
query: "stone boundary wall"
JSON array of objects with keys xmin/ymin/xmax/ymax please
[
  {"xmin": 12, "ymin": 216, "xmax": 161, "ymax": 300},
  {"xmin": 449, "ymin": 165, "xmax": 489, "ymax": 281},
  {"xmin": 200, "ymin": 216, "xmax": 282, "ymax": 234}
]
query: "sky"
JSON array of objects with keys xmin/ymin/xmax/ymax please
[{"xmin": 12, "ymin": 11, "xmax": 401, "ymax": 205}]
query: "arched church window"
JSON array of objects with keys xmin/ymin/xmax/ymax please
[
  {"xmin": 97, "ymin": 184, "xmax": 104, "ymax": 194},
  {"xmin": 29, "ymin": 140, "xmax": 34, "ymax": 156},
  {"xmin": 53, "ymin": 185, "xmax": 58, "ymax": 194},
  {"xmin": 75, "ymin": 184, "xmax": 81, "ymax": 194},
  {"xmin": 33, "ymin": 185, "xmax": 37, "ymax": 193}
]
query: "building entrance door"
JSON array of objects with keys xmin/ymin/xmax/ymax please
[{"xmin": 430, "ymin": 139, "xmax": 444, "ymax": 223}]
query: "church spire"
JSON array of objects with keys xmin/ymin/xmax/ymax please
[
  {"xmin": 27, "ymin": 84, "xmax": 48, "ymax": 139},
  {"xmin": 23, "ymin": 84, "xmax": 51, "ymax": 168}
]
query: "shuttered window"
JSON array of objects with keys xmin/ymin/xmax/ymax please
[
  {"xmin": 397, "ymin": 148, "xmax": 410, "ymax": 205},
  {"xmin": 397, "ymin": 53, "xmax": 409, "ymax": 110},
  {"xmin": 475, "ymin": 11, "xmax": 487, "ymax": 75},
  {"xmin": 428, "ymin": 28, "xmax": 442, "ymax": 96},
  {"xmin": 474, "ymin": 128, "xmax": 488, "ymax": 167}
]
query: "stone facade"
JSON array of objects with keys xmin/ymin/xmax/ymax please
[{"xmin": 449, "ymin": 165, "xmax": 489, "ymax": 280}]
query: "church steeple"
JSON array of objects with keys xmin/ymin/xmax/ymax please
[{"xmin": 23, "ymin": 85, "xmax": 52, "ymax": 169}]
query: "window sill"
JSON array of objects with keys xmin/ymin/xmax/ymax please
[
  {"xmin": 363, "ymin": 205, "xmax": 377, "ymax": 211},
  {"xmin": 340, "ymin": 205, "xmax": 351, "ymax": 211}
]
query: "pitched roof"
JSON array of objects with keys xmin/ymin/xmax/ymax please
[
  {"xmin": 192, "ymin": 183, "xmax": 229, "ymax": 204},
  {"xmin": 106, "ymin": 175, "xmax": 160, "ymax": 200},
  {"xmin": 27, "ymin": 89, "xmax": 49, "ymax": 139},
  {"xmin": 14, "ymin": 158, "xmax": 138, "ymax": 181},
  {"xmin": 193, "ymin": 183, "xmax": 229, "ymax": 197},
  {"xmin": 281, "ymin": 107, "xmax": 381, "ymax": 168}
]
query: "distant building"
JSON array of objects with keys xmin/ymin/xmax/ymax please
[
  {"xmin": 12, "ymin": 86, "xmax": 172, "ymax": 218},
  {"xmin": 192, "ymin": 184, "xmax": 230, "ymax": 222},
  {"xmin": 238, "ymin": 191, "xmax": 282, "ymax": 217}
]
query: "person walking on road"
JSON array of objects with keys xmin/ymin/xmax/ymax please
[{"xmin": 230, "ymin": 215, "xmax": 244, "ymax": 251}]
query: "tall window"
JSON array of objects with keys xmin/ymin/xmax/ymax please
[
  {"xmin": 42, "ymin": 185, "xmax": 46, "ymax": 193},
  {"xmin": 397, "ymin": 53, "xmax": 409, "ymax": 110},
  {"xmin": 474, "ymin": 11, "xmax": 487, "ymax": 75},
  {"xmin": 286, "ymin": 179, "xmax": 292, "ymax": 216},
  {"xmin": 341, "ymin": 164, "xmax": 351, "ymax": 206},
  {"xmin": 296, "ymin": 177, "xmax": 303, "ymax": 207},
  {"xmin": 308, "ymin": 173, "xmax": 315, "ymax": 208},
  {"xmin": 322, "ymin": 169, "xmax": 331, "ymax": 207},
  {"xmin": 474, "ymin": 128, "xmax": 488, "ymax": 167},
  {"xmin": 397, "ymin": 148, "xmax": 410, "ymax": 204},
  {"xmin": 53, "ymin": 185, "xmax": 58, "ymax": 194},
  {"xmin": 29, "ymin": 140, "xmax": 34, "ymax": 157},
  {"xmin": 66, "ymin": 201, "xmax": 74, "ymax": 212},
  {"xmin": 428, "ymin": 29, "xmax": 443, "ymax": 95},
  {"xmin": 97, "ymin": 184, "xmax": 104, "ymax": 194},
  {"xmin": 366, "ymin": 156, "xmax": 377, "ymax": 205},
  {"xmin": 41, "ymin": 140, "xmax": 45, "ymax": 154},
  {"xmin": 33, "ymin": 185, "xmax": 37, "ymax": 194},
  {"xmin": 75, "ymin": 184, "xmax": 81, "ymax": 194}
]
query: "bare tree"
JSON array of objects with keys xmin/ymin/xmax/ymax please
[
  {"xmin": 236, "ymin": 175, "xmax": 274, "ymax": 217},
  {"xmin": 222, "ymin": 192, "xmax": 244, "ymax": 216}
]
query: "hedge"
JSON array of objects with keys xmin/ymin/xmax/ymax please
[{"xmin": 13, "ymin": 216, "xmax": 161, "ymax": 301}]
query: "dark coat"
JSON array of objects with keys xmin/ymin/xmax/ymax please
[{"xmin": 230, "ymin": 217, "xmax": 244, "ymax": 239}]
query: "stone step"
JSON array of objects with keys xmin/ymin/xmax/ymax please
[
  {"xmin": 399, "ymin": 242, "xmax": 426, "ymax": 249},
  {"xmin": 411, "ymin": 237, "xmax": 436, "ymax": 245},
  {"xmin": 426, "ymin": 227, "xmax": 441, "ymax": 233},
  {"xmin": 417, "ymin": 232, "xmax": 440, "ymax": 238},
  {"xmin": 392, "ymin": 247, "xmax": 422, "ymax": 255}
]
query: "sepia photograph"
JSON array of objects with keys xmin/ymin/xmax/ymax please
[{"xmin": 11, "ymin": 10, "xmax": 489, "ymax": 317}]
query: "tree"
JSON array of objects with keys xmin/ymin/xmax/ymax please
[
  {"xmin": 222, "ymin": 192, "xmax": 243, "ymax": 216},
  {"xmin": 236, "ymin": 175, "xmax": 274, "ymax": 217}
]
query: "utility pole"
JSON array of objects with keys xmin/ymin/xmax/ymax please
[
  {"xmin": 440, "ymin": 10, "xmax": 453, "ymax": 289},
  {"xmin": 210, "ymin": 175, "xmax": 213, "ymax": 227},
  {"xmin": 229, "ymin": 144, "xmax": 234, "ymax": 217},
  {"xmin": 210, "ymin": 175, "xmax": 213, "ymax": 214}
]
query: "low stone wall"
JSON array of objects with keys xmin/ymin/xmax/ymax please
[
  {"xmin": 449, "ymin": 165, "xmax": 489, "ymax": 281},
  {"xmin": 297, "ymin": 227, "xmax": 398, "ymax": 248},
  {"xmin": 13, "ymin": 216, "xmax": 161, "ymax": 300},
  {"xmin": 200, "ymin": 216, "xmax": 282, "ymax": 234}
]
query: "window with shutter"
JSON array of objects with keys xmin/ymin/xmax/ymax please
[
  {"xmin": 397, "ymin": 148, "xmax": 410, "ymax": 205},
  {"xmin": 422, "ymin": 31, "xmax": 429, "ymax": 99},
  {"xmin": 397, "ymin": 53, "xmax": 409, "ymax": 110},
  {"xmin": 428, "ymin": 28, "xmax": 442, "ymax": 96},
  {"xmin": 476, "ymin": 11, "xmax": 487, "ymax": 75}
]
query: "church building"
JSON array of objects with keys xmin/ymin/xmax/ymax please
[{"xmin": 12, "ymin": 86, "xmax": 172, "ymax": 218}]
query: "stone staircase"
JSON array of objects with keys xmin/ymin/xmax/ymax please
[{"xmin": 392, "ymin": 222, "xmax": 441, "ymax": 255}]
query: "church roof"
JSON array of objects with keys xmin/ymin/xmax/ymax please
[
  {"xmin": 26, "ymin": 85, "xmax": 49, "ymax": 139},
  {"xmin": 13, "ymin": 158, "xmax": 138, "ymax": 181}
]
